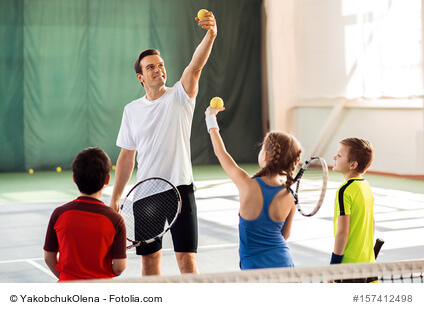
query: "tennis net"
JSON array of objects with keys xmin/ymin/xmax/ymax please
[{"xmin": 105, "ymin": 259, "xmax": 424, "ymax": 283}]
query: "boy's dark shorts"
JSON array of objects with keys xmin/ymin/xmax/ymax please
[{"xmin": 135, "ymin": 183, "xmax": 198, "ymax": 256}]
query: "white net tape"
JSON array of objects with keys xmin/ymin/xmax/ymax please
[{"xmin": 85, "ymin": 259, "xmax": 424, "ymax": 283}]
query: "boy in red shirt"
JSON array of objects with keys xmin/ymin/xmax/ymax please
[{"xmin": 44, "ymin": 147, "xmax": 127, "ymax": 281}]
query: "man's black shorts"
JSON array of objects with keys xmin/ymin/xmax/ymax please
[{"xmin": 135, "ymin": 183, "xmax": 198, "ymax": 256}]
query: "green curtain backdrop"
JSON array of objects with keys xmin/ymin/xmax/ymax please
[
  {"xmin": 0, "ymin": 0, "xmax": 262, "ymax": 172},
  {"xmin": 0, "ymin": 0, "xmax": 24, "ymax": 171}
]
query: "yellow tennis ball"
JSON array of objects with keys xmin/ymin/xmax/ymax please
[
  {"xmin": 56, "ymin": 167, "xmax": 62, "ymax": 173},
  {"xmin": 210, "ymin": 97, "xmax": 224, "ymax": 109},
  {"xmin": 29, "ymin": 169, "xmax": 34, "ymax": 174},
  {"xmin": 112, "ymin": 165, "xmax": 116, "ymax": 171},
  {"xmin": 197, "ymin": 9, "xmax": 208, "ymax": 20}
]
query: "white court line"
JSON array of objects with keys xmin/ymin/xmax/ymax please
[
  {"xmin": 0, "ymin": 258, "xmax": 58, "ymax": 279},
  {"xmin": 1, "ymin": 243, "xmax": 239, "ymax": 262},
  {"xmin": 0, "ymin": 258, "xmax": 43, "ymax": 264},
  {"xmin": 126, "ymin": 243, "xmax": 239, "ymax": 255},
  {"xmin": 0, "ymin": 258, "xmax": 56, "ymax": 279},
  {"xmin": 25, "ymin": 259, "xmax": 57, "ymax": 279}
]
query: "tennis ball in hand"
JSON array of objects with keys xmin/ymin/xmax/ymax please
[
  {"xmin": 210, "ymin": 97, "xmax": 224, "ymax": 109},
  {"xmin": 197, "ymin": 9, "xmax": 208, "ymax": 20},
  {"xmin": 56, "ymin": 167, "xmax": 62, "ymax": 173}
]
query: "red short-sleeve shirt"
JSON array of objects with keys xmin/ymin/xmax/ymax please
[{"xmin": 44, "ymin": 197, "xmax": 126, "ymax": 281}]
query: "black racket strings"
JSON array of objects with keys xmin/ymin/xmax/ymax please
[{"xmin": 121, "ymin": 179, "xmax": 180, "ymax": 243}]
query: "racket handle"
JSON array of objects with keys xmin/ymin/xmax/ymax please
[
  {"xmin": 374, "ymin": 238, "xmax": 384, "ymax": 259},
  {"xmin": 364, "ymin": 238, "xmax": 385, "ymax": 282}
]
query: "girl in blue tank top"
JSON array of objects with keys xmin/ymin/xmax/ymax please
[{"xmin": 205, "ymin": 106, "xmax": 303, "ymax": 269}]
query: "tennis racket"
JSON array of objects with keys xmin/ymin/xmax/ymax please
[
  {"xmin": 289, "ymin": 156, "xmax": 328, "ymax": 217},
  {"xmin": 120, "ymin": 177, "xmax": 182, "ymax": 249}
]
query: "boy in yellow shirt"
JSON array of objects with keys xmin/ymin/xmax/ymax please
[{"xmin": 331, "ymin": 138, "xmax": 375, "ymax": 272}]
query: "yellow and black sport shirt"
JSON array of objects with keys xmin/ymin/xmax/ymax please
[{"xmin": 334, "ymin": 178, "xmax": 375, "ymax": 264}]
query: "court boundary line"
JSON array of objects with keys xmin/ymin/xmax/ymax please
[
  {"xmin": 0, "ymin": 243, "xmax": 239, "ymax": 264},
  {"xmin": 0, "ymin": 258, "xmax": 57, "ymax": 279},
  {"xmin": 26, "ymin": 259, "xmax": 57, "ymax": 279}
]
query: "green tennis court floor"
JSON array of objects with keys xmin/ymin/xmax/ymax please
[{"xmin": 1, "ymin": 164, "xmax": 424, "ymax": 282}]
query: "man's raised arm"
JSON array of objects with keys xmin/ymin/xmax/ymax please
[{"xmin": 181, "ymin": 11, "xmax": 217, "ymax": 98}]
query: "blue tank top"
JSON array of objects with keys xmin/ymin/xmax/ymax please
[{"xmin": 239, "ymin": 177, "xmax": 294, "ymax": 269}]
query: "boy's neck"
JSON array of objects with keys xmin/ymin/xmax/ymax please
[
  {"xmin": 79, "ymin": 191, "xmax": 102, "ymax": 201},
  {"xmin": 343, "ymin": 171, "xmax": 363, "ymax": 181}
]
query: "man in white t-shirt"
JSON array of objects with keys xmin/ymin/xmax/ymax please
[{"xmin": 110, "ymin": 12, "xmax": 217, "ymax": 275}]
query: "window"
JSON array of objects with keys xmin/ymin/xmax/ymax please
[{"xmin": 343, "ymin": 0, "xmax": 422, "ymax": 98}]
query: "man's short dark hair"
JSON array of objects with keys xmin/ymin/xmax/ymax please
[
  {"xmin": 72, "ymin": 147, "xmax": 111, "ymax": 195},
  {"xmin": 134, "ymin": 49, "xmax": 161, "ymax": 74}
]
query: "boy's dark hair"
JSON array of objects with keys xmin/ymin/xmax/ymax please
[
  {"xmin": 340, "ymin": 138, "xmax": 374, "ymax": 174},
  {"xmin": 72, "ymin": 147, "xmax": 111, "ymax": 195}
]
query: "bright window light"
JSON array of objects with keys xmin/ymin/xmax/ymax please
[{"xmin": 342, "ymin": 0, "xmax": 422, "ymax": 98}]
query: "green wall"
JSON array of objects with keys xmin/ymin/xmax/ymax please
[{"xmin": 0, "ymin": 0, "xmax": 263, "ymax": 172}]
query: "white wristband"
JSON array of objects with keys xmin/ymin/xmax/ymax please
[{"xmin": 205, "ymin": 115, "xmax": 219, "ymax": 133}]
